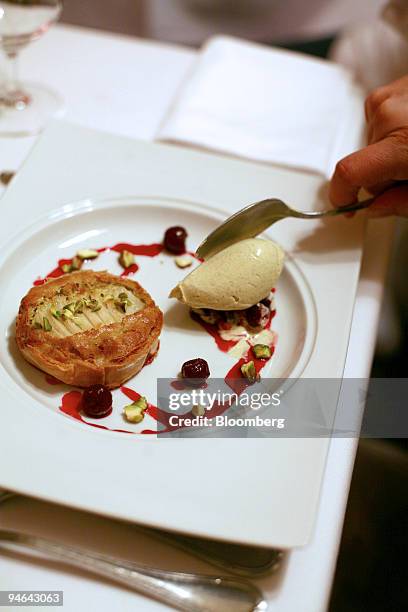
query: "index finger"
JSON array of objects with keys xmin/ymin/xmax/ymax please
[{"xmin": 329, "ymin": 138, "xmax": 408, "ymax": 206}]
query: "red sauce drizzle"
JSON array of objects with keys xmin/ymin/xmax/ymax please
[
  {"xmin": 190, "ymin": 307, "xmax": 276, "ymax": 395},
  {"xmin": 170, "ymin": 380, "xmax": 186, "ymax": 390},
  {"xmin": 34, "ymin": 243, "xmax": 163, "ymax": 285},
  {"xmin": 225, "ymin": 347, "xmax": 275, "ymax": 395},
  {"xmin": 190, "ymin": 312, "xmax": 237, "ymax": 352},
  {"xmin": 110, "ymin": 243, "xmax": 163, "ymax": 257},
  {"xmin": 45, "ymin": 375, "xmax": 62, "ymax": 385},
  {"xmin": 170, "ymin": 380, "xmax": 208, "ymax": 390},
  {"xmin": 120, "ymin": 386, "xmax": 166, "ymax": 435},
  {"xmin": 117, "ymin": 303, "xmax": 277, "ymax": 435},
  {"xmin": 121, "ymin": 386, "xmax": 234, "ymax": 435},
  {"xmin": 190, "ymin": 309, "xmax": 276, "ymax": 354},
  {"xmin": 187, "ymin": 251, "xmax": 203, "ymax": 262},
  {"xmin": 59, "ymin": 391, "xmax": 132, "ymax": 434},
  {"xmin": 34, "ymin": 259, "xmax": 73, "ymax": 286},
  {"xmin": 120, "ymin": 263, "xmax": 139, "ymax": 276},
  {"xmin": 144, "ymin": 342, "xmax": 160, "ymax": 367}
]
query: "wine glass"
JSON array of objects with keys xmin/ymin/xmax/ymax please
[{"xmin": 0, "ymin": 0, "xmax": 63, "ymax": 136}]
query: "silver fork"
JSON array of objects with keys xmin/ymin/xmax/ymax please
[
  {"xmin": 196, "ymin": 197, "xmax": 374, "ymax": 259},
  {"xmin": 0, "ymin": 491, "xmax": 269, "ymax": 611},
  {"xmin": 0, "ymin": 529, "xmax": 267, "ymax": 612}
]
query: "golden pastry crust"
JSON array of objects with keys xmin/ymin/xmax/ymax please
[{"xmin": 16, "ymin": 270, "xmax": 163, "ymax": 389}]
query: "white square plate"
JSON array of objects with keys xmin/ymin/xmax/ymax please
[{"xmin": 0, "ymin": 121, "xmax": 366, "ymax": 548}]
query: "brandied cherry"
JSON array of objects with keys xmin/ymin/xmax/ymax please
[
  {"xmin": 164, "ymin": 226, "xmax": 187, "ymax": 254},
  {"xmin": 245, "ymin": 304, "xmax": 263, "ymax": 328},
  {"xmin": 82, "ymin": 384, "xmax": 113, "ymax": 418},
  {"xmin": 181, "ymin": 358, "xmax": 210, "ymax": 387}
]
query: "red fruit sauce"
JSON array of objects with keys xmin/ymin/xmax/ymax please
[{"xmin": 34, "ymin": 242, "xmax": 163, "ymax": 285}]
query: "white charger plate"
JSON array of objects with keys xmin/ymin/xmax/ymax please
[
  {"xmin": 0, "ymin": 197, "xmax": 316, "ymax": 437},
  {"xmin": 1, "ymin": 122, "xmax": 364, "ymax": 549}
]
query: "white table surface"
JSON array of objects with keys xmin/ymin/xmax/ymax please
[{"xmin": 0, "ymin": 24, "xmax": 395, "ymax": 612}]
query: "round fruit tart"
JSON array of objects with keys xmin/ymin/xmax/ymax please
[{"xmin": 16, "ymin": 270, "xmax": 163, "ymax": 389}]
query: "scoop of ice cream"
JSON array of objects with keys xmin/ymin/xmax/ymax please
[{"xmin": 169, "ymin": 238, "xmax": 284, "ymax": 310}]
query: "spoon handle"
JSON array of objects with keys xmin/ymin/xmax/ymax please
[
  {"xmin": 0, "ymin": 530, "xmax": 266, "ymax": 612},
  {"xmin": 296, "ymin": 197, "xmax": 375, "ymax": 219}
]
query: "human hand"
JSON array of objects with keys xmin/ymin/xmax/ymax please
[{"xmin": 329, "ymin": 75, "xmax": 408, "ymax": 217}]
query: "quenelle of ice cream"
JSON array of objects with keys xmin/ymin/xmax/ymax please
[{"xmin": 169, "ymin": 238, "xmax": 284, "ymax": 310}]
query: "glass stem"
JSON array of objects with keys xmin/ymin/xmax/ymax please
[
  {"xmin": 1, "ymin": 51, "xmax": 30, "ymax": 109},
  {"xmin": 6, "ymin": 52, "xmax": 19, "ymax": 93}
]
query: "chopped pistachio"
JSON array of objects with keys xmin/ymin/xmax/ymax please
[
  {"xmin": 50, "ymin": 306, "xmax": 62, "ymax": 319},
  {"xmin": 33, "ymin": 321, "xmax": 43, "ymax": 330},
  {"xmin": 83, "ymin": 298, "xmax": 102, "ymax": 312},
  {"xmin": 119, "ymin": 250, "xmax": 135, "ymax": 269},
  {"xmin": 124, "ymin": 405, "xmax": 144, "ymax": 423},
  {"xmin": 114, "ymin": 292, "xmax": 131, "ymax": 313},
  {"xmin": 61, "ymin": 264, "xmax": 71, "ymax": 273},
  {"xmin": 252, "ymin": 344, "xmax": 272, "ymax": 360},
  {"xmin": 70, "ymin": 256, "xmax": 83, "ymax": 271},
  {"xmin": 74, "ymin": 299, "xmax": 85, "ymax": 314},
  {"xmin": 62, "ymin": 308, "xmax": 74, "ymax": 320},
  {"xmin": 124, "ymin": 396, "xmax": 148, "ymax": 423},
  {"xmin": 43, "ymin": 317, "xmax": 52, "ymax": 332},
  {"xmin": 175, "ymin": 255, "xmax": 193, "ymax": 269},
  {"xmin": 76, "ymin": 249, "xmax": 99, "ymax": 260},
  {"xmin": 192, "ymin": 404, "xmax": 206, "ymax": 417},
  {"xmin": 63, "ymin": 303, "xmax": 75, "ymax": 313},
  {"xmin": 115, "ymin": 299, "xmax": 127, "ymax": 313},
  {"xmin": 133, "ymin": 396, "xmax": 148, "ymax": 410},
  {"xmin": 240, "ymin": 361, "xmax": 259, "ymax": 384}
]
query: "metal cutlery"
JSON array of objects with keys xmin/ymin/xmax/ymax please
[
  {"xmin": 0, "ymin": 490, "xmax": 275, "ymax": 611},
  {"xmin": 196, "ymin": 197, "xmax": 374, "ymax": 259},
  {"xmin": 0, "ymin": 528, "xmax": 267, "ymax": 612}
]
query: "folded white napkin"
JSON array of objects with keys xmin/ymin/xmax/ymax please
[{"xmin": 158, "ymin": 36, "xmax": 366, "ymax": 177}]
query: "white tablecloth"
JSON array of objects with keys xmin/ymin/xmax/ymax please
[{"xmin": 0, "ymin": 24, "xmax": 394, "ymax": 612}]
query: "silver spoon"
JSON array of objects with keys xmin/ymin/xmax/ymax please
[
  {"xmin": 196, "ymin": 197, "xmax": 374, "ymax": 259},
  {"xmin": 0, "ymin": 528, "xmax": 267, "ymax": 612}
]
